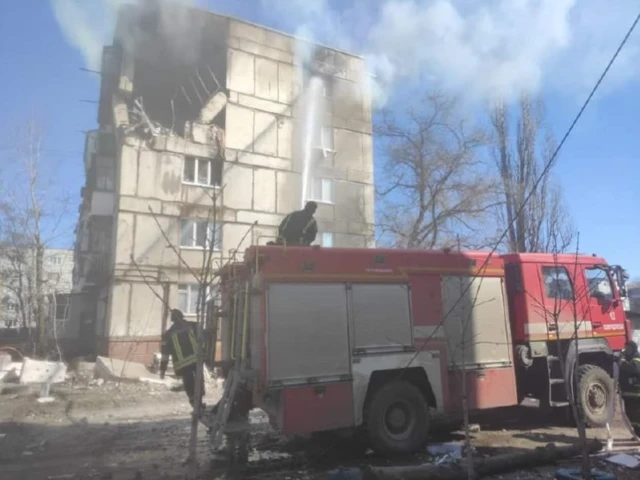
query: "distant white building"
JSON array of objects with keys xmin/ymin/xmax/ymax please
[{"xmin": 0, "ymin": 248, "xmax": 74, "ymax": 330}]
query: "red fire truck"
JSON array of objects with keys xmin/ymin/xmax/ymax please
[{"xmin": 215, "ymin": 246, "xmax": 630, "ymax": 454}]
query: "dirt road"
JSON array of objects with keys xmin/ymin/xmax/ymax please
[{"xmin": 1, "ymin": 377, "xmax": 639, "ymax": 480}]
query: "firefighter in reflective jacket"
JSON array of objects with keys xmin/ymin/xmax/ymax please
[
  {"xmin": 274, "ymin": 201, "xmax": 318, "ymax": 246},
  {"xmin": 160, "ymin": 309, "xmax": 205, "ymax": 409},
  {"xmin": 619, "ymin": 340, "xmax": 640, "ymax": 435}
]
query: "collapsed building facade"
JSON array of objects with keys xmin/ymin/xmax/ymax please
[{"xmin": 71, "ymin": 2, "xmax": 375, "ymax": 363}]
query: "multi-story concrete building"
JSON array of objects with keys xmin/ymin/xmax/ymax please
[
  {"xmin": 71, "ymin": 2, "xmax": 375, "ymax": 364},
  {"xmin": 0, "ymin": 248, "xmax": 74, "ymax": 329}
]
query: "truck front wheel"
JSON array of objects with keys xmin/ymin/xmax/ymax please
[
  {"xmin": 576, "ymin": 364, "xmax": 614, "ymax": 428},
  {"xmin": 365, "ymin": 380, "xmax": 430, "ymax": 454}
]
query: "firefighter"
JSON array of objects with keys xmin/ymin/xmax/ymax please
[
  {"xmin": 271, "ymin": 201, "xmax": 318, "ymax": 246},
  {"xmin": 619, "ymin": 340, "xmax": 640, "ymax": 435},
  {"xmin": 159, "ymin": 309, "xmax": 205, "ymax": 410}
]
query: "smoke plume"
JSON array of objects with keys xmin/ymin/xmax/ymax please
[
  {"xmin": 52, "ymin": 0, "xmax": 640, "ymax": 106},
  {"xmin": 50, "ymin": 0, "xmax": 199, "ymax": 71},
  {"xmin": 262, "ymin": 0, "xmax": 640, "ymax": 106},
  {"xmin": 50, "ymin": 0, "xmax": 131, "ymax": 71}
]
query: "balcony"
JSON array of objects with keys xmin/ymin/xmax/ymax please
[
  {"xmin": 90, "ymin": 191, "xmax": 114, "ymax": 216},
  {"xmin": 74, "ymin": 252, "xmax": 111, "ymax": 290},
  {"xmin": 87, "ymin": 252, "xmax": 111, "ymax": 284}
]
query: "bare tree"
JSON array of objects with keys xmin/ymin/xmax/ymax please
[
  {"xmin": 0, "ymin": 119, "xmax": 72, "ymax": 356},
  {"xmin": 489, "ymin": 95, "xmax": 575, "ymax": 253},
  {"xmin": 375, "ymin": 91, "xmax": 496, "ymax": 249}
]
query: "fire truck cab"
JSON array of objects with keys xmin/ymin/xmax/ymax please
[{"xmin": 216, "ymin": 246, "xmax": 629, "ymax": 454}]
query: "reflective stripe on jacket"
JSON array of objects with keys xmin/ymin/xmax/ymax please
[{"xmin": 171, "ymin": 327, "xmax": 198, "ymax": 372}]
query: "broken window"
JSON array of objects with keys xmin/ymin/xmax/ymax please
[
  {"xmin": 180, "ymin": 219, "xmax": 222, "ymax": 250},
  {"xmin": 308, "ymin": 178, "xmax": 334, "ymax": 203},
  {"xmin": 183, "ymin": 156, "xmax": 222, "ymax": 187},
  {"xmin": 178, "ymin": 284, "xmax": 210, "ymax": 315}
]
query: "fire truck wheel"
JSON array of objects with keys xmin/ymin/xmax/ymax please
[
  {"xmin": 576, "ymin": 364, "xmax": 614, "ymax": 428},
  {"xmin": 366, "ymin": 380, "xmax": 430, "ymax": 454}
]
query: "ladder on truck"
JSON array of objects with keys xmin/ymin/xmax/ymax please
[{"xmin": 206, "ymin": 277, "xmax": 252, "ymax": 457}]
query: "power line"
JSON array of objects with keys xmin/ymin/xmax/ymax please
[{"xmin": 404, "ymin": 9, "xmax": 640, "ymax": 369}]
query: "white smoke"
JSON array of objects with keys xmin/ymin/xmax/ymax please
[
  {"xmin": 52, "ymin": 0, "xmax": 640, "ymax": 105},
  {"xmin": 50, "ymin": 0, "xmax": 199, "ymax": 71},
  {"xmin": 51, "ymin": 0, "xmax": 133, "ymax": 71},
  {"xmin": 261, "ymin": 0, "xmax": 640, "ymax": 106}
]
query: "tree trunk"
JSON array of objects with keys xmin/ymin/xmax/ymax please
[
  {"xmin": 368, "ymin": 440, "xmax": 603, "ymax": 480},
  {"xmin": 35, "ymin": 245, "xmax": 46, "ymax": 356}
]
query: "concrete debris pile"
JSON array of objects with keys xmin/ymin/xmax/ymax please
[
  {"xmin": 19, "ymin": 358, "xmax": 67, "ymax": 385},
  {"xmin": 1, "ymin": 356, "xmax": 67, "ymax": 400},
  {"xmin": 126, "ymin": 97, "xmax": 173, "ymax": 138},
  {"xmin": 94, "ymin": 355, "xmax": 173, "ymax": 385},
  {"xmin": 0, "ymin": 352, "xmax": 21, "ymax": 383},
  {"xmin": 1, "ymin": 356, "xmax": 67, "ymax": 387},
  {"xmin": 124, "ymin": 89, "xmax": 227, "ymax": 159}
]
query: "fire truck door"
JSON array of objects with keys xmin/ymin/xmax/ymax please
[
  {"xmin": 539, "ymin": 265, "xmax": 581, "ymax": 337},
  {"xmin": 584, "ymin": 267, "xmax": 626, "ymax": 340}
]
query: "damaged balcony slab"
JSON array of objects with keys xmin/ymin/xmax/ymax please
[
  {"xmin": 150, "ymin": 135, "xmax": 220, "ymax": 158},
  {"xmin": 199, "ymin": 91, "xmax": 227, "ymax": 124}
]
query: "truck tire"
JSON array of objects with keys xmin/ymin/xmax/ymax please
[
  {"xmin": 576, "ymin": 364, "xmax": 614, "ymax": 428},
  {"xmin": 366, "ymin": 380, "xmax": 430, "ymax": 454}
]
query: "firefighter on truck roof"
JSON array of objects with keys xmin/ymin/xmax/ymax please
[
  {"xmin": 619, "ymin": 340, "xmax": 640, "ymax": 435},
  {"xmin": 160, "ymin": 309, "xmax": 205, "ymax": 411},
  {"xmin": 271, "ymin": 201, "xmax": 318, "ymax": 246}
]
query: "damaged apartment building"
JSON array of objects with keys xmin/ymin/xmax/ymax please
[{"xmin": 71, "ymin": 2, "xmax": 375, "ymax": 363}]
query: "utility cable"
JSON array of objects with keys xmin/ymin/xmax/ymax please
[{"xmin": 403, "ymin": 9, "xmax": 640, "ymax": 370}]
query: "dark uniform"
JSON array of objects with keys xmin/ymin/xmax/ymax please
[
  {"xmin": 160, "ymin": 309, "xmax": 204, "ymax": 409},
  {"xmin": 273, "ymin": 201, "xmax": 318, "ymax": 246},
  {"xmin": 619, "ymin": 340, "xmax": 640, "ymax": 435}
]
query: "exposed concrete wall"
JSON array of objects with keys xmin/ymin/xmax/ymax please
[
  {"xmin": 225, "ymin": 18, "xmax": 374, "ymax": 248},
  {"xmin": 78, "ymin": 13, "xmax": 375, "ymax": 362}
]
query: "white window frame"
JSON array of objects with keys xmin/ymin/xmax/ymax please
[
  {"xmin": 180, "ymin": 219, "xmax": 222, "ymax": 251},
  {"xmin": 312, "ymin": 126, "xmax": 334, "ymax": 153},
  {"xmin": 308, "ymin": 177, "xmax": 334, "ymax": 204},
  {"xmin": 50, "ymin": 256, "xmax": 62, "ymax": 266},
  {"xmin": 177, "ymin": 284, "xmax": 211, "ymax": 316},
  {"xmin": 182, "ymin": 156, "xmax": 220, "ymax": 188}
]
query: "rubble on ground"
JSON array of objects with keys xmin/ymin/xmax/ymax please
[
  {"xmin": 94, "ymin": 356, "xmax": 159, "ymax": 383},
  {"xmin": 0, "ymin": 359, "xmax": 21, "ymax": 383},
  {"xmin": 0, "ymin": 352, "xmax": 11, "ymax": 370},
  {"xmin": 19, "ymin": 357, "xmax": 67, "ymax": 385}
]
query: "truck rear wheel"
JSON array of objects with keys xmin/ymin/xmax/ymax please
[
  {"xmin": 366, "ymin": 380, "xmax": 430, "ymax": 454},
  {"xmin": 576, "ymin": 364, "xmax": 614, "ymax": 428}
]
